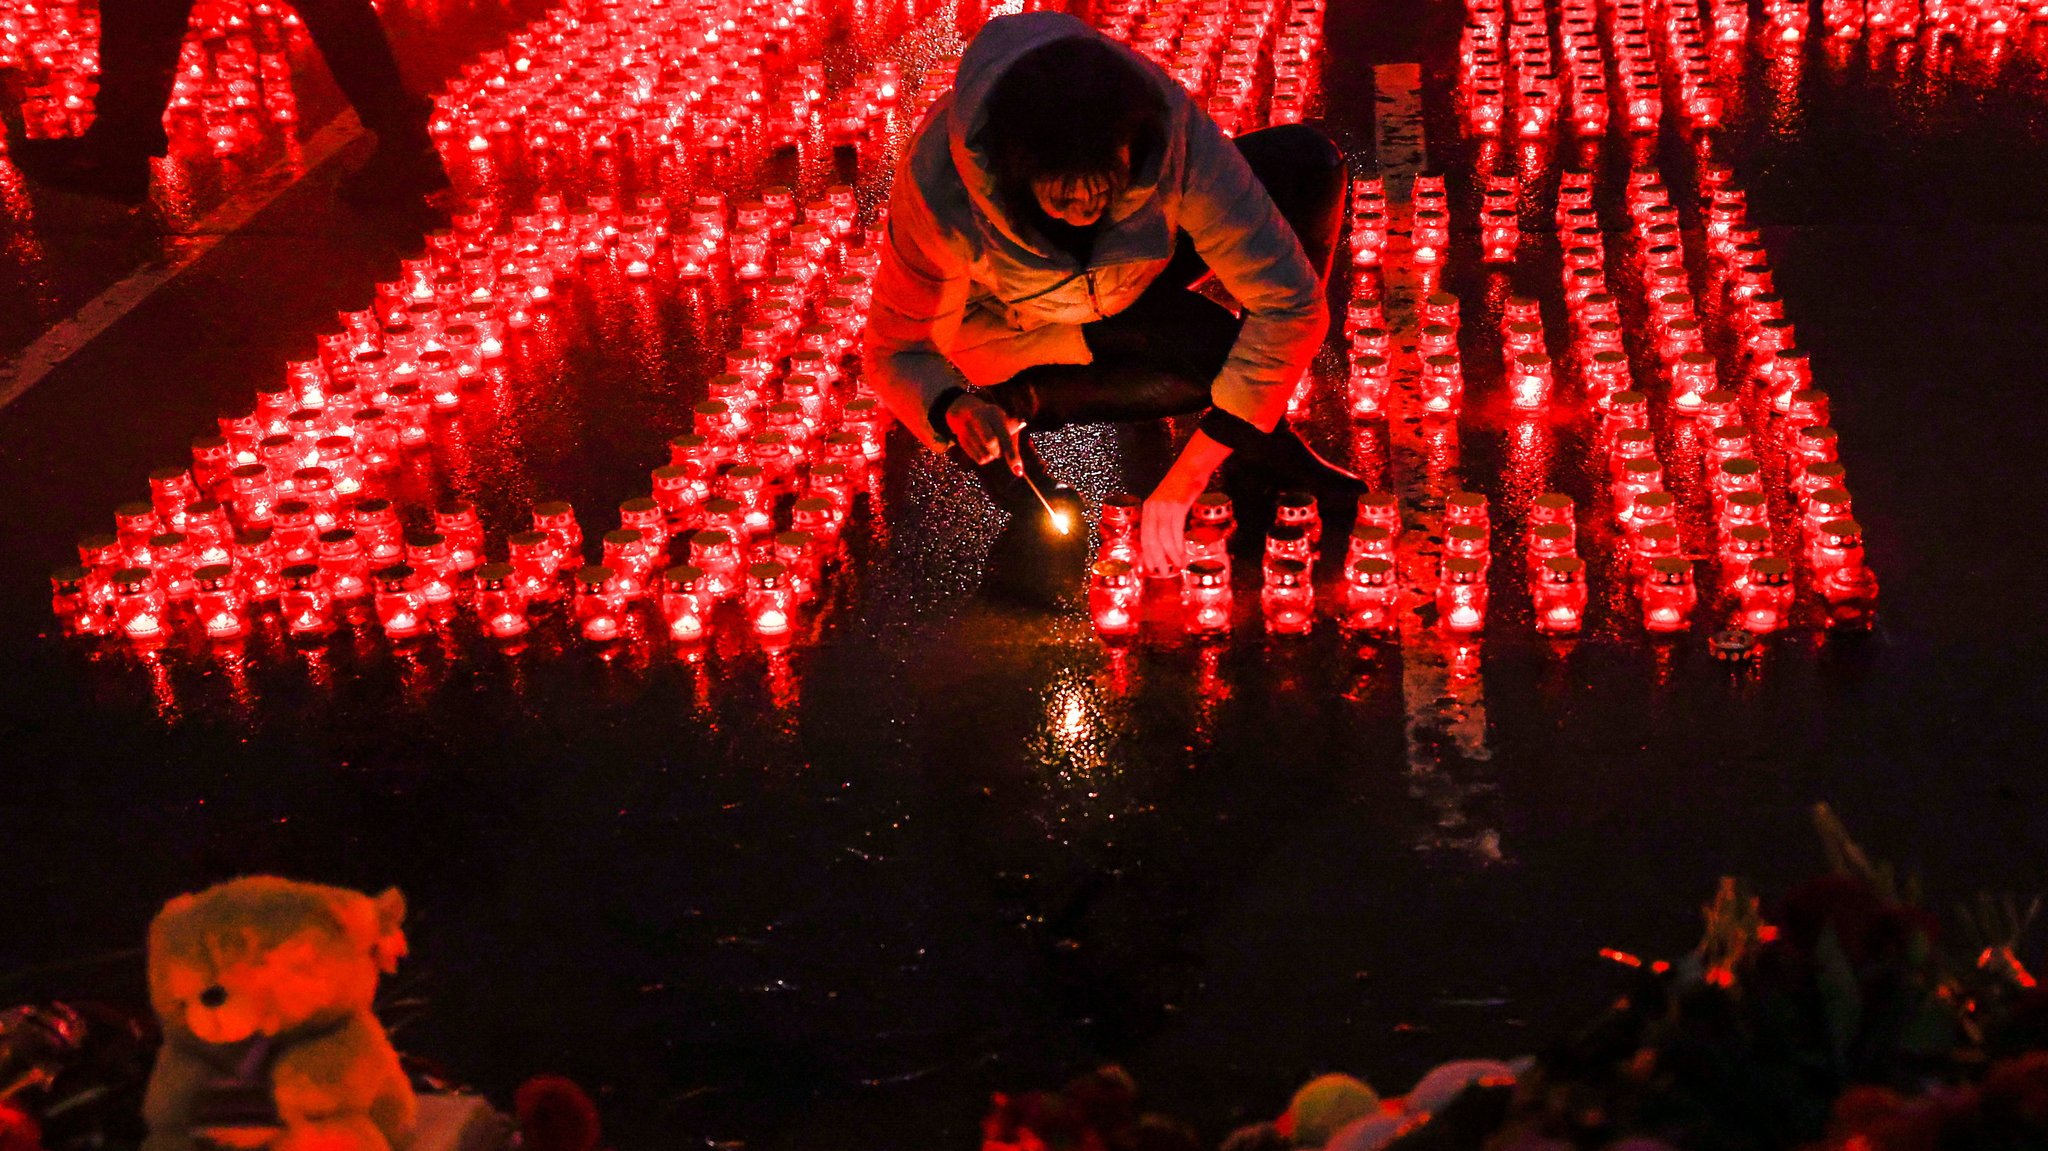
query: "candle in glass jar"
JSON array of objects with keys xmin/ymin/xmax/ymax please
[
  {"xmin": 112, "ymin": 567, "xmax": 169, "ymax": 647},
  {"xmin": 1436, "ymin": 556, "xmax": 1488, "ymax": 634},
  {"xmin": 532, "ymin": 501, "xmax": 583, "ymax": 571},
  {"xmin": 1182, "ymin": 558, "xmax": 1233, "ymax": 636},
  {"xmin": 1533, "ymin": 555, "xmax": 1588, "ymax": 636},
  {"xmin": 317, "ymin": 529, "xmax": 371, "ymax": 600},
  {"xmin": 473, "ymin": 562, "xmax": 529, "ymax": 639},
  {"xmin": 1641, "ymin": 556, "xmax": 1697, "ymax": 634},
  {"xmin": 745, "ymin": 561, "xmax": 797, "ymax": 637},
  {"xmin": 1507, "ymin": 352, "xmax": 1553, "ymax": 409},
  {"xmin": 1348, "ymin": 353, "xmax": 1390, "ymax": 417},
  {"xmin": 434, "ymin": 500, "xmax": 485, "ymax": 571},
  {"xmin": 373, "ymin": 564, "xmax": 428, "ymax": 640},
  {"xmin": 1739, "ymin": 557, "xmax": 1794, "ymax": 634},
  {"xmin": 279, "ymin": 563, "xmax": 334, "ymax": 637},
  {"xmin": 657, "ymin": 564, "xmax": 709, "ymax": 644},
  {"xmin": 1089, "ymin": 559, "xmax": 1143, "ymax": 640},
  {"xmin": 51, "ymin": 565, "xmax": 112, "ymax": 636},
  {"xmin": 573, "ymin": 566, "xmax": 624, "ymax": 643},
  {"xmin": 1341, "ymin": 557, "xmax": 1399, "ymax": 637},
  {"xmin": 191, "ymin": 564, "xmax": 246, "ymax": 640},
  {"xmin": 1262, "ymin": 559, "xmax": 1314, "ymax": 635},
  {"xmin": 689, "ymin": 529, "xmax": 743, "ymax": 601}
]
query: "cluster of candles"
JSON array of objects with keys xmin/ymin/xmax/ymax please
[
  {"xmin": 423, "ymin": 0, "xmax": 920, "ymax": 168},
  {"xmin": 1454, "ymin": 0, "xmax": 1731, "ymax": 140},
  {"xmin": 1802, "ymin": 0, "xmax": 2044, "ymax": 44},
  {"xmin": 49, "ymin": 182, "xmax": 894, "ymax": 651},
  {"xmin": 48, "ymin": 0, "xmax": 939, "ymax": 655},
  {"xmin": 1096, "ymin": 0, "xmax": 1327, "ymax": 133},
  {"xmin": 1085, "ymin": 488, "xmax": 1401, "ymax": 641},
  {"xmin": 1305, "ymin": 0, "xmax": 1881, "ymax": 646},
  {"xmin": 0, "ymin": 0, "xmax": 312, "ymax": 155}
]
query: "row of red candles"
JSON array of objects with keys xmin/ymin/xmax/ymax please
[
  {"xmin": 1097, "ymin": 0, "xmax": 1326, "ymax": 134},
  {"xmin": 47, "ymin": 0, "xmax": 947, "ymax": 652}
]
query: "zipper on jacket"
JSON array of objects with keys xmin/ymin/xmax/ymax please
[{"xmin": 1085, "ymin": 270, "xmax": 1101, "ymax": 319}]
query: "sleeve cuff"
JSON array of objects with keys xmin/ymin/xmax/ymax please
[
  {"xmin": 926, "ymin": 386, "xmax": 967, "ymax": 446},
  {"xmin": 1196, "ymin": 406, "xmax": 1264, "ymax": 451}
]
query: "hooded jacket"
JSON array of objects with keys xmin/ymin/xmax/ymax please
[{"xmin": 864, "ymin": 11, "xmax": 1328, "ymax": 450}]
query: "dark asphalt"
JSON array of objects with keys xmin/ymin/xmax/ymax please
[{"xmin": 3, "ymin": 2, "xmax": 2048, "ymax": 1149}]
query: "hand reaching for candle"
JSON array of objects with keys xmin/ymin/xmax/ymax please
[
  {"xmin": 1140, "ymin": 430, "xmax": 1234, "ymax": 576},
  {"xmin": 945, "ymin": 393, "xmax": 1024, "ymax": 475}
]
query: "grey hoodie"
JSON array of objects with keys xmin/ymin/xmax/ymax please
[{"xmin": 863, "ymin": 11, "xmax": 1328, "ymax": 449}]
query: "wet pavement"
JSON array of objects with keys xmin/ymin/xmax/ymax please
[{"xmin": 3, "ymin": 1, "xmax": 2048, "ymax": 1149}]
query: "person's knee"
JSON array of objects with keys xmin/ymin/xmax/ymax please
[{"xmin": 1248, "ymin": 123, "xmax": 1344, "ymax": 175}]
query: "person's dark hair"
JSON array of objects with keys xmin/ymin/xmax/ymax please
[{"xmin": 978, "ymin": 36, "xmax": 1165, "ymax": 205}]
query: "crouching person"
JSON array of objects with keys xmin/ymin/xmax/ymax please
[{"xmin": 863, "ymin": 11, "xmax": 1363, "ymax": 592}]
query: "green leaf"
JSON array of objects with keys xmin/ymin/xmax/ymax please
[
  {"xmin": 1897, "ymin": 992, "xmax": 1957, "ymax": 1057},
  {"xmin": 1814, "ymin": 923, "xmax": 1862, "ymax": 1072}
]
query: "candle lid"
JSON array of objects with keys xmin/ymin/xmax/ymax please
[{"xmin": 1648, "ymin": 556, "xmax": 1692, "ymax": 579}]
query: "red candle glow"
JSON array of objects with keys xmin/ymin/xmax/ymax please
[
  {"xmin": 474, "ymin": 563, "xmax": 530, "ymax": 640},
  {"xmin": 1533, "ymin": 555, "xmax": 1588, "ymax": 636},
  {"xmin": 573, "ymin": 565, "xmax": 624, "ymax": 643},
  {"xmin": 1641, "ymin": 556, "xmax": 1697, "ymax": 634},
  {"xmin": 279, "ymin": 563, "xmax": 335, "ymax": 637},
  {"xmin": 1437, "ymin": 556, "xmax": 1488, "ymax": 635},
  {"xmin": 1183, "ymin": 558, "xmax": 1233, "ymax": 637},
  {"xmin": 1089, "ymin": 559, "xmax": 1143, "ymax": 640},
  {"xmin": 1739, "ymin": 557, "xmax": 1795, "ymax": 634}
]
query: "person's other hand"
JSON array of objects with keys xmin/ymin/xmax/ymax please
[
  {"xmin": 945, "ymin": 394, "xmax": 1023, "ymax": 474},
  {"xmin": 1140, "ymin": 471, "xmax": 1204, "ymax": 577}
]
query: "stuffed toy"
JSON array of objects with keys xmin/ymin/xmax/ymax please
[{"xmin": 141, "ymin": 877, "xmax": 416, "ymax": 1151}]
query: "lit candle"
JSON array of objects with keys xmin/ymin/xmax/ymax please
[
  {"xmin": 434, "ymin": 499, "xmax": 485, "ymax": 571},
  {"xmin": 1348, "ymin": 353, "xmax": 1390, "ymax": 417},
  {"xmin": 573, "ymin": 566, "xmax": 624, "ymax": 643},
  {"xmin": 112, "ymin": 567, "xmax": 169, "ymax": 647},
  {"xmin": 1739, "ymin": 557, "xmax": 1795, "ymax": 634},
  {"xmin": 279, "ymin": 563, "xmax": 334, "ymax": 637},
  {"xmin": 1640, "ymin": 556, "xmax": 1697, "ymax": 634},
  {"xmin": 1356, "ymin": 492, "xmax": 1401, "ymax": 534},
  {"xmin": 1262, "ymin": 559, "xmax": 1315, "ymax": 635},
  {"xmin": 1183, "ymin": 558, "xmax": 1233, "ymax": 637},
  {"xmin": 1436, "ymin": 556, "xmax": 1488, "ymax": 634},
  {"xmin": 1533, "ymin": 555, "xmax": 1588, "ymax": 636},
  {"xmin": 316, "ymin": 529, "xmax": 371, "ymax": 600},
  {"xmin": 657, "ymin": 564, "xmax": 710, "ymax": 644},
  {"xmin": 532, "ymin": 501, "xmax": 584, "ymax": 571},
  {"xmin": 1341, "ymin": 557, "xmax": 1399, "ymax": 637},
  {"xmin": 1089, "ymin": 559, "xmax": 1143, "ymax": 640},
  {"xmin": 50, "ymin": 565, "xmax": 111, "ymax": 636},
  {"xmin": 373, "ymin": 564, "xmax": 428, "ymax": 640},
  {"xmin": 473, "ymin": 562, "xmax": 530, "ymax": 639},
  {"xmin": 744, "ymin": 561, "xmax": 796, "ymax": 637},
  {"xmin": 404, "ymin": 533, "xmax": 459, "ymax": 607}
]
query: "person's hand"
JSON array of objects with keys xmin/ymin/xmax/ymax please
[
  {"xmin": 1139, "ymin": 483, "xmax": 1197, "ymax": 577},
  {"xmin": 945, "ymin": 393, "xmax": 1023, "ymax": 474},
  {"xmin": 1139, "ymin": 429, "xmax": 1236, "ymax": 577}
]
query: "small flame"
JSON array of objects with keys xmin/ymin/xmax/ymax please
[{"xmin": 1049, "ymin": 510, "xmax": 1073, "ymax": 535}]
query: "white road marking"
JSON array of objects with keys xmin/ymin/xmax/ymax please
[
  {"xmin": 1372, "ymin": 61, "xmax": 1500, "ymax": 861},
  {"xmin": 0, "ymin": 111, "xmax": 365, "ymax": 413}
]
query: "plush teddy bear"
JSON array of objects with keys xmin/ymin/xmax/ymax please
[{"xmin": 141, "ymin": 877, "xmax": 416, "ymax": 1151}]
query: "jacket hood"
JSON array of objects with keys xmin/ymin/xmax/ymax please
[{"xmin": 946, "ymin": 12, "xmax": 1171, "ymax": 257}]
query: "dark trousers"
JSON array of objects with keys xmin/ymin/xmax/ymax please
[
  {"xmin": 958, "ymin": 123, "xmax": 1347, "ymax": 507},
  {"xmin": 91, "ymin": 0, "xmax": 427, "ymax": 153}
]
